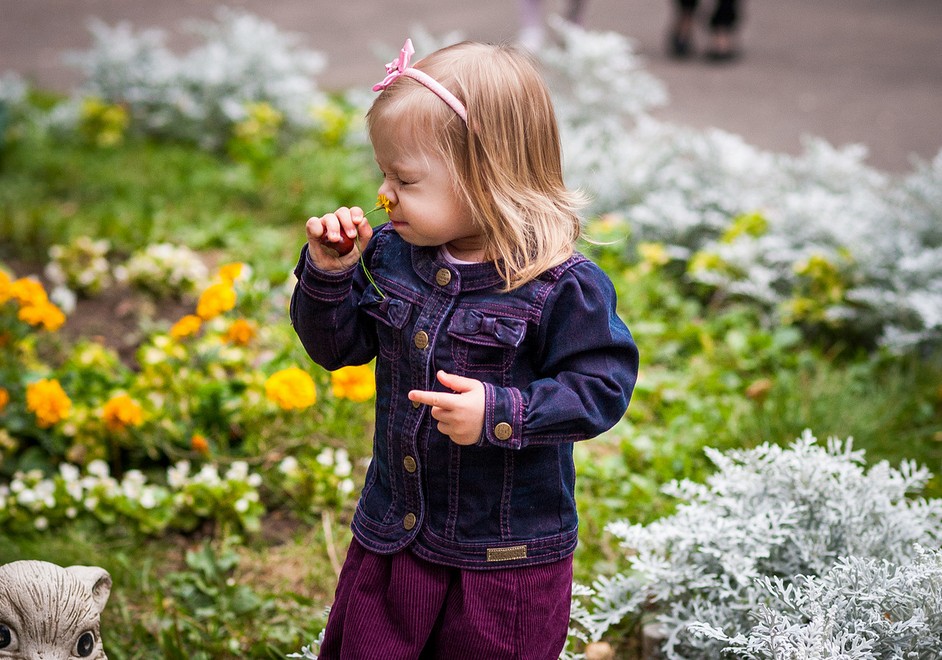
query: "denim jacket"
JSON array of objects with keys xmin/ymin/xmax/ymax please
[{"xmin": 291, "ymin": 224, "xmax": 639, "ymax": 569}]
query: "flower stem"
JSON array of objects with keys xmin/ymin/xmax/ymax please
[{"xmin": 358, "ymin": 205, "xmax": 386, "ymax": 299}]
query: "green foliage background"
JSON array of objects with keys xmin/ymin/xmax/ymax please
[{"xmin": 1, "ymin": 91, "xmax": 940, "ymax": 658}]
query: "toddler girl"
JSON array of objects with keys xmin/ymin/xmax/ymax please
[{"xmin": 291, "ymin": 38, "xmax": 639, "ymax": 659}]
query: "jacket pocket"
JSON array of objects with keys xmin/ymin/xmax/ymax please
[
  {"xmin": 447, "ymin": 308, "xmax": 527, "ymax": 377},
  {"xmin": 359, "ymin": 289, "xmax": 413, "ymax": 360}
]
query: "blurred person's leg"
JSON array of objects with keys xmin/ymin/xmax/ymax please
[
  {"xmin": 707, "ymin": 0, "xmax": 740, "ymax": 60},
  {"xmin": 668, "ymin": 0, "xmax": 698, "ymax": 58}
]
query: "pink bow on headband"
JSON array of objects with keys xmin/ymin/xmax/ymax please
[
  {"xmin": 371, "ymin": 38, "xmax": 468, "ymax": 123},
  {"xmin": 372, "ymin": 39, "xmax": 417, "ymax": 92}
]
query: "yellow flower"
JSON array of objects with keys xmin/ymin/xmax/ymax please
[
  {"xmin": 224, "ymin": 318, "xmax": 256, "ymax": 345},
  {"xmin": 721, "ymin": 211, "xmax": 769, "ymax": 243},
  {"xmin": 79, "ymin": 97, "xmax": 130, "ymax": 147},
  {"xmin": 0, "ymin": 387, "xmax": 9, "ymax": 413},
  {"xmin": 101, "ymin": 393, "xmax": 144, "ymax": 432},
  {"xmin": 265, "ymin": 367, "xmax": 317, "ymax": 410},
  {"xmin": 376, "ymin": 194, "xmax": 393, "ymax": 214},
  {"xmin": 0, "ymin": 269, "xmax": 12, "ymax": 304},
  {"xmin": 638, "ymin": 242, "xmax": 670, "ymax": 267},
  {"xmin": 196, "ymin": 282, "xmax": 237, "ymax": 320},
  {"xmin": 234, "ymin": 101, "xmax": 283, "ymax": 141},
  {"xmin": 18, "ymin": 300, "xmax": 66, "ymax": 331},
  {"xmin": 26, "ymin": 378, "xmax": 72, "ymax": 428},
  {"xmin": 170, "ymin": 314, "xmax": 202, "ymax": 339},
  {"xmin": 9, "ymin": 277, "xmax": 48, "ymax": 307},
  {"xmin": 217, "ymin": 262, "xmax": 245, "ymax": 284},
  {"xmin": 331, "ymin": 365, "xmax": 376, "ymax": 402}
]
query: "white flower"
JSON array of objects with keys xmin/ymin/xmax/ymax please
[
  {"xmin": 195, "ymin": 464, "xmax": 221, "ymax": 486},
  {"xmin": 234, "ymin": 498, "xmax": 249, "ymax": 513},
  {"xmin": 34, "ymin": 516, "xmax": 49, "ymax": 531},
  {"xmin": 335, "ymin": 449, "xmax": 352, "ymax": 477},
  {"xmin": 16, "ymin": 489, "xmax": 37, "ymax": 507},
  {"xmin": 121, "ymin": 470, "xmax": 146, "ymax": 499},
  {"xmin": 339, "ymin": 479, "xmax": 355, "ymax": 495},
  {"xmin": 317, "ymin": 448, "xmax": 334, "ymax": 467},
  {"xmin": 279, "ymin": 456, "xmax": 299, "ymax": 474},
  {"xmin": 168, "ymin": 461, "xmax": 191, "ymax": 489},
  {"xmin": 226, "ymin": 461, "xmax": 249, "ymax": 481},
  {"xmin": 87, "ymin": 460, "xmax": 110, "ymax": 478},
  {"xmin": 59, "ymin": 463, "xmax": 81, "ymax": 483},
  {"xmin": 139, "ymin": 488, "xmax": 158, "ymax": 509}
]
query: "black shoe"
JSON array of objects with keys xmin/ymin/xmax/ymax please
[{"xmin": 705, "ymin": 47, "xmax": 740, "ymax": 62}]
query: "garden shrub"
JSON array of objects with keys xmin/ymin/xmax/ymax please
[
  {"xmin": 62, "ymin": 8, "xmax": 326, "ymax": 148},
  {"xmin": 540, "ymin": 22, "xmax": 942, "ymax": 349},
  {"xmin": 571, "ymin": 431, "xmax": 942, "ymax": 658},
  {"xmin": 693, "ymin": 545, "xmax": 942, "ymax": 659}
]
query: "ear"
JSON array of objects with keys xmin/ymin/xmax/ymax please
[{"xmin": 65, "ymin": 566, "xmax": 112, "ymax": 614}]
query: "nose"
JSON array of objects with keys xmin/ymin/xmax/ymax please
[{"xmin": 377, "ymin": 180, "xmax": 396, "ymax": 207}]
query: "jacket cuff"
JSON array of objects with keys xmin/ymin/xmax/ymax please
[
  {"xmin": 482, "ymin": 383, "xmax": 524, "ymax": 450},
  {"xmin": 293, "ymin": 244, "xmax": 356, "ymax": 303}
]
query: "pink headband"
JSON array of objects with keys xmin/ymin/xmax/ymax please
[{"xmin": 372, "ymin": 39, "xmax": 468, "ymax": 124}]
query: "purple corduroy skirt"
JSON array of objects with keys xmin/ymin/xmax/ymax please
[{"xmin": 317, "ymin": 539, "xmax": 574, "ymax": 659}]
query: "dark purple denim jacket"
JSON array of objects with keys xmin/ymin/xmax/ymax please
[{"xmin": 291, "ymin": 224, "xmax": 638, "ymax": 569}]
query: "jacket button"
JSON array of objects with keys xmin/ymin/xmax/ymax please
[
  {"xmin": 435, "ymin": 268, "xmax": 452, "ymax": 286},
  {"xmin": 403, "ymin": 512, "xmax": 417, "ymax": 530},
  {"xmin": 403, "ymin": 456, "xmax": 417, "ymax": 473},
  {"xmin": 412, "ymin": 399, "xmax": 421, "ymax": 408},
  {"xmin": 494, "ymin": 422, "xmax": 513, "ymax": 440},
  {"xmin": 414, "ymin": 331, "xmax": 429, "ymax": 349}
]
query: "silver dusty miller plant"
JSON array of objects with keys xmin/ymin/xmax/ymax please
[
  {"xmin": 571, "ymin": 430, "xmax": 942, "ymax": 659},
  {"xmin": 539, "ymin": 22, "xmax": 942, "ymax": 349},
  {"xmin": 64, "ymin": 8, "xmax": 325, "ymax": 148},
  {"xmin": 691, "ymin": 545, "xmax": 942, "ymax": 659}
]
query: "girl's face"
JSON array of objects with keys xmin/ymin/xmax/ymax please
[{"xmin": 372, "ymin": 122, "xmax": 483, "ymax": 261}]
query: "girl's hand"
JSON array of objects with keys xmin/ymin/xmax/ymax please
[
  {"xmin": 409, "ymin": 371, "xmax": 485, "ymax": 446},
  {"xmin": 305, "ymin": 206, "xmax": 374, "ymax": 271}
]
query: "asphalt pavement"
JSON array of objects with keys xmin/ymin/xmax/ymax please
[{"xmin": 1, "ymin": 0, "xmax": 940, "ymax": 172}]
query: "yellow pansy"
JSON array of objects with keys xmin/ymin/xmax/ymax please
[
  {"xmin": 26, "ymin": 378, "xmax": 72, "ymax": 428},
  {"xmin": 196, "ymin": 282, "xmax": 237, "ymax": 320},
  {"xmin": 0, "ymin": 269, "xmax": 12, "ymax": 304},
  {"xmin": 18, "ymin": 300, "xmax": 66, "ymax": 332},
  {"xmin": 10, "ymin": 278, "xmax": 48, "ymax": 307},
  {"xmin": 101, "ymin": 393, "xmax": 144, "ymax": 432},
  {"xmin": 224, "ymin": 319, "xmax": 257, "ymax": 345},
  {"xmin": 331, "ymin": 365, "xmax": 376, "ymax": 402},
  {"xmin": 265, "ymin": 367, "xmax": 317, "ymax": 410},
  {"xmin": 217, "ymin": 262, "xmax": 245, "ymax": 284},
  {"xmin": 170, "ymin": 314, "xmax": 202, "ymax": 339}
]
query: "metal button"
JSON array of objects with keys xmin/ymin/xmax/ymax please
[
  {"xmin": 414, "ymin": 331, "xmax": 429, "ymax": 349},
  {"xmin": 403, "ymin": 512, "xmax": 417, "ymax": 530},
  {"xmin": 435, "ymin": 268, "xmax": 452, "ymax": 287},
  {"xmin": 494, "ymin": 422, "xmax": 513, "ymax": 441},
  {"xmin": 403, "ymin": 456, "xmax": 417, "ymax": 473}
]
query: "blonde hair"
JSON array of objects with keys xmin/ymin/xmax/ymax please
[{"xmin": 367, "ymin": 41, "xmax": 584, "ymax": 291}]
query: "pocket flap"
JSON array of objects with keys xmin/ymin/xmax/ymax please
[
  {"xmin": 360, "ymin": 290, "xmax": 412, "ymax": 329},
  {"xmin": 447, "ymin": 309, "xmax": 527, "ymax": 348}
]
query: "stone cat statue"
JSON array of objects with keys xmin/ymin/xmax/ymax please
[{"xmin": 0, "ymin": 560, "xmax": 111, "ymax": 659}]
